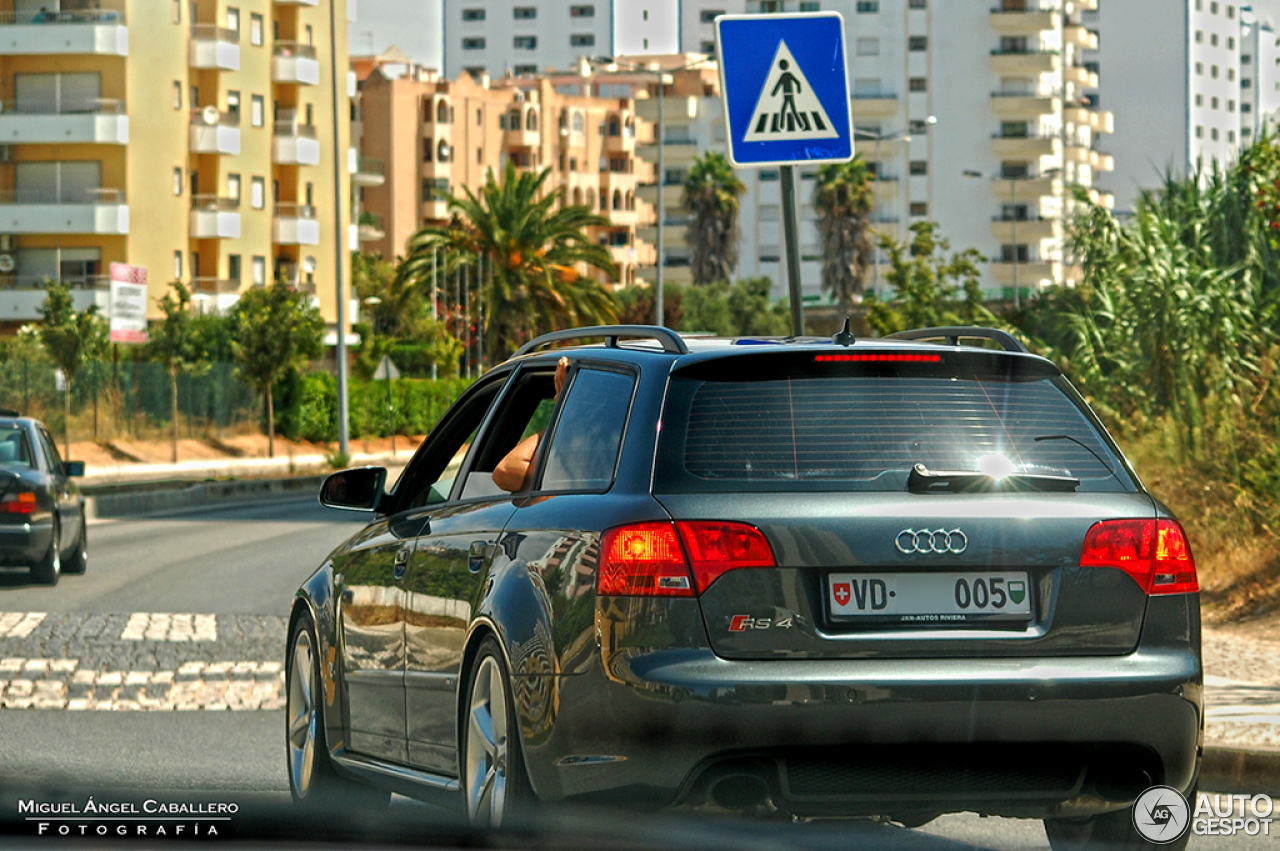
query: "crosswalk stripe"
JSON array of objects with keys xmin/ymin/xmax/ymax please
[
  {"xmin": 0, "ymin": 612, "xmax": 46, "ymax": 639},
  {"xmin": 0, "ymin": 658, "xmax": 283, "ymax": 711},
  {"xmin": 120, "ymin": 613, "xmax": 217, "ymax": 641}
]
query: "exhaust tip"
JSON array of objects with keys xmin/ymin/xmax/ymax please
[{"xmin": 708, "ymin": 773, "xmax": 770, "ymax": 810}]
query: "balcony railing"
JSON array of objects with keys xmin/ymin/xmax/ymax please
[
  {"xmin": 852, "ymin": 92, "xmax": 897, "ymax": 99},
  {"xmin": 989, "ymin": 46, "xmax": 1057, "ymax": 55},
  {"xmin": 273, "ymin": 41, "xmax": 317, "ymax": 59},
  {"xmin": 0, "ymin": 187, "xmax": 124, "ymax": 203},
  {"xmin": 990, "ymin": 87, "xmax": 1061, "ymax": 99},
  {"xmin": 992, "ymin": 214, "xmax": 1055, "ymax": 222},
  {"xmin": 991, "ymin": 130, "xmax": 1054, "ymax": 139},
  {"xmin": 191, "ymin": 108, "xmax": 240, "ymax": 126},
  {"xmin": 275, "ymin": 202, "xmax": 316, "ymax": 218},
  {"xmin": 0, "ymin": 9, "xmax": 125, "ymax": 25},
  {"xmin": 191, "ymin": 194, "xmax": 240, "ymax": 211},
  {"xmin": 356, "ymin": 156, "xmax": 384, "ymax": 177},
  {"xmin": 0, "ymin": 98, "xmax": 124, "ymax": 114},
  {"xmin": 0, "ymin": 274, "xmax": 108, "ymax": 289},
  {"xmin": 274, "ymin": 120, "xmax": 317, "ymax": 138},
  {"xmin": 191, "ymin": 24, "xmax": 237, "ymax": 42}
]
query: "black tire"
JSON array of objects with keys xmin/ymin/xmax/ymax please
[
  {"xmin": 1045, "ymin": 794, "xmax": 1195, "ymax": 851},
  {"xmin": 31, "ymin": 518, "xmax": 60, "ymax": 586},
  {"xmin": 285, "ymin": 617, "xmax": 387, "ymax": 809},
  {"xmin": 63, "ymin": 520, "xmax": 87, "ymax": 575},
  {"xmin": 460, "ymin": 636, "xmax": 532, "ymax": 826}
]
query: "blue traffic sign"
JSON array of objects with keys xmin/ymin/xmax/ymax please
[{"xmin": 715, "ymin": 13, "xmax": 853, "ymax": 168}]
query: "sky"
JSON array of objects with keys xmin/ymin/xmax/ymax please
[{"xmin": 352, "ymin": 0, "xmax": 444, "ymax": 69}]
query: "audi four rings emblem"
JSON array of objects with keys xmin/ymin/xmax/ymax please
[{"xmin": 896, "ymin": 529, "xmax": 968, "ymax": 554}]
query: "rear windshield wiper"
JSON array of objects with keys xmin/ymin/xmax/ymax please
[{"xmin": 907, "ymin": 463, "xmax": 1080, "ymax": 493}]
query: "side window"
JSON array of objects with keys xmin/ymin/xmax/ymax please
[
  {"xmin": 538, "ymin": 369, "xmax": 635, "ymax": 493},
  {"xmin": 457, "ymin": 369, "xmax": 559, "ymax": 500},
  {"xmin": 403, "ymin": 384, "xmax": 501, "ymax": 509},
  {"xmin": 38, "ymin": 429, "xmax": 61, "ymax": 474}
]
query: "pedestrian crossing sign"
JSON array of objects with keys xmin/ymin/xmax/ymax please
[{"xmin": 715, "ymin": 13, "xmax": 853, "ymax": 168}]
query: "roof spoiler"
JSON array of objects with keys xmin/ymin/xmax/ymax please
[{"xmin": 514, "ymin": 325, "xmax": 690, "ymax": 357}]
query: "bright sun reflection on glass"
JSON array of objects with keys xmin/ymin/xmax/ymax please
[{"xmin": 976, "ymin": 453, "xmax": 1017, "ymax": 479}]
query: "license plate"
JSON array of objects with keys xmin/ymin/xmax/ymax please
[{"xmin": 827, "ymin": 572, "xmax": 1033, "ymax": 623}]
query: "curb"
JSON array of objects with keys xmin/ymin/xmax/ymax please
[{"xmin": 1201, "ymin": 746, "xmax": 1280, "ymax": 795}]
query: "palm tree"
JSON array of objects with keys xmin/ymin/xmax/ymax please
[
  {"xmin": 683, "ymin": 152, "xmax": 745, "ymax": 285},
  {"xmin": 814, "ymin": 155, "xmax": 875, "ymax": 312},
  {"xmin": 398, "ymin": 162, "xmax": 619, "ymax": 362}
]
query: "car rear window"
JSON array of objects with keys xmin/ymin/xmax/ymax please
[
  {"xmin": 655, "ymin": 358, "xmax": 1133, "ymax": 494},
  {"xmin": 0, "ymin": 425, "xmax": 34, "ymax": 470}
]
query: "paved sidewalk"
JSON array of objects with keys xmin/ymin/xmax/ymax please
[
  {"xmin": 81, "ymin": 447, "xmax": 418, "ymax": 487},
  {"xmin": 1203, "ymin": 629, "xmax": 1280, "ymax": 751}
]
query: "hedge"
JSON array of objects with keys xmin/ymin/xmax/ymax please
[{"xmin": 273, "ymin": 372, "xmax": 474, "ymax": 442}]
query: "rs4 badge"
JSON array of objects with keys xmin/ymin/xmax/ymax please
[{"xmin": 729, "ymin": 615, "xmax": 793, "ymax": 631}]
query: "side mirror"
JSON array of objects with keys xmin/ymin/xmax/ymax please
[
  {"xmin": 319, "ymin": 467, "xmax": 387, "ymax": 513},
  {"xmin": 62, "ymin": 461, "xmax": 85, "ymax": 477}
]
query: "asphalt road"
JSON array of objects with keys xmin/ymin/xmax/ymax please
[{"xmin": 0, "ymin": 497, "xmax": 1271, "ymax": 849}]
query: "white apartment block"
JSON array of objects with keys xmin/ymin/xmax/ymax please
[{"xmin": 1240, "ymin": 5, "xmax": 1280, "ymax": 143}]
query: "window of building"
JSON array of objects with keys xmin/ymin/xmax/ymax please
[
  {"xmin": 226, "ymin": 7, "xmax": 239, "ymax": 37},
  {"xmin": 173, "ymin": 81, "xmax": 182, "ymax": 110},
  {"xmin": 1211, "ymin": 127, "xmax": 1219, "ymax": 140},
  {"xmin": 908, "ymin": 118, "xmax": 931, "ymax": 134},
  {"xmin": 1229, "ymin": 130, "xmax": 1236, "ymax": 142},
  {"xmin": 571, "ymin": 34, "xmax": 595, "ymax": 46},
  {"xmin": 1194, "ymin": 30, "xmax": 1203, "ymax": 43},
  {"xmin": 571, "ymin": 5, "xmax": 595, "ymax": 16},
  {"xmin": 250, "ymin": 13, "xmax": 263, "ymax": 46},
  {"xmin": 1195, "ymin": 93, "xmax": 1204, "ymax": 106},
  {"xmin": 514, "ymin": 36, "xmax": 537, "ymax": 49},
  {"xmin": 643, "ymin": 9, "xmax": 649, "ymax": 20},
  {"xmin": 463, "ymin": 37, "xmax": 485, "ymax": 49},
  {"xmin": 909, "ymin": 36, "xmax": 927, "ymax": 51},
  {"xmin": 226, "ymin": 90, "xmax": 240, "ymax": 120},
  {"xmin": 462, "ymin": 8, "xmax": 485, "ymax": 20},
  {"xmin": 700, "ymin": 9, "xmax": 722, "ymax": 21},
  {"xmin": 1243, "ymin": 101, "xmax": 1253, "ymax": 113},
  {"xmin": 514, "ymin": 7, "xmax": 536, "ymax": 18},
  {"xmin": 1230, "ymin": 96, "xmax": 1239, "ymax": 110},
  {"xmin": 760, "ymin": 170, "xmax": 780, "ymax": 181},
  {"xmin": 227, "ymin": 173, "xmax": 240, "ymax": 202},
  {"xmin": 423, "ymin": 137, "xmax": 434, "ymax": 162},
  {"xmin": 856, "ymin": 0, "xmax": 879, "ymax": 11},
  {"xmin": 853, "ymin": 78, "xmax": 883, "ymax": 97},
  {"xmin": 909, "ymin": 160, "xmax": 927, "ymax": 175},
  {"xmin": 252, "ymin": 256, "xmax": 265, "ymax": 286},
  {"xmin": 1195, "ymin": 124, "xmax": 1204, "ymax": 138},
  {"xmin": 799, "ymin": 0, "xmax": 819, "ymax": 10},
  {"xmin": 908, "ymin": 77, "xmax": 927, "ymax": 92},
  {"xmin": 514, "ymin": 65, "xmax": 537, "ymax": 75},
  {"xmin": 856, "ymin": 37, "xmax": 879, "ymax": 56},
  {"xmin": 251, "ymin": 94, "xmax": 264, "ymax": 127},
  {"xmin": 1228, "ymin": 4, "xmax": 1235, "ymax": 17},
  {"xmin": 1243, "ymin": 54, "xmax": 1253, "ymax": 64},
  {"xmin": 909, "ymin": 0, "xmax": 926, "ymax": 7},
  {"xmin": 173, "ymin": 0, "xmax": 181, "ymax": 23},
  {"xmin": 1195, "ymin": 0, "xmax": 1202, "ymax": 9},
  {"xmin": 1228, "ymin": 36, "xmax": 1235, "ymax": 50},
  {"xmin": 1243, "ymin": 77, "xmax": 1253, "ymax": 88},
  {"xmin": 1210, "ymin": 64, "xmax": 1219, "ymax": 78},
  {"xmin": 228, "ymin": 254, "xmax": 241, "ymax": 282},
  {"xmin": 910, "ymin": 202, "xmax": 928, "ymax": 216},
  {"xmin": 173, "ymin": 167, "xmax": 183, "ymax": 196},
  {"xmin": 1001, "ymin": 245, "xmax": 1029, "ymax": 263},
  {"xmin": 252, "ymin": 177, "xmax": 264, "ymax": 209},
  {"xmin": 1195, "ymin": 62, "xmax": 1203, "ymax": 74},
  {"xmin": 701, "ymin": 40, "xmax": 715, "ymax": 53},
  {"xmin": 1210, "ymin": 1, "xmax": 1219, "ymax": 12},
  {"xmin": 1211, "ymin": 96, "xmax": 1219, "ymax": 109},
  {"xmin": 1228, "ymin": 68, "xmax": 1235, "ymax": 81},
  {"xmin": 1210, "ymin": 33, "xmax": 1218, "ymax": 46},
  {"xmin": 303, "ymin": 24, "xmax": 312, "ymax": 45}
]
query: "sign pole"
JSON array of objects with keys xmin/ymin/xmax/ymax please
[{"xmin": 780, "ymin": 165, "xmax": 804, "ymax": 336}]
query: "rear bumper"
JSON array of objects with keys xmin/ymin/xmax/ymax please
[
  {"xmin": 0, "ymin": 520, "xmax": 52, "ymax": 566},
  {"xmin": 525, "ymin": 646, "xmax": 1201, "ymax": 818}
]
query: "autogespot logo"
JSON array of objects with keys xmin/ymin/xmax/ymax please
[{"xmin": 1133, "ymin": 786, "xmax": 1190, "ymax": 844}]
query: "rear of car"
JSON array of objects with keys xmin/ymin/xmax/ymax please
[
  {"xmin": 561, "ymin": 342, "xmax": 1200, "ymax": 824},
  {"xmin": 0, "ymin": 419, "xmax": 55, "ymax": 568}
]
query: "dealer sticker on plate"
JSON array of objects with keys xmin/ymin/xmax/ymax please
[{"xmin": 828, "ymin": 572, "xmax": 1033, "ymax": 623}]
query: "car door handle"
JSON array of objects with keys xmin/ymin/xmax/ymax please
[
  {"xmin": 468, "ymin": 540, "xmax": 490, "ymax": 574},
  {"xmin": 393, "ymin": 546, "xmax": 411, "ymax": 580}
]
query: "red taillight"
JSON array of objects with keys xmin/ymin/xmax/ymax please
[
  {"xmin": 814, "ymin": 354, "xmax": 941, "ymax": 363},
  {"xmin": 676, "ymin": 521, "xmax": 776, "ymax": 592},
  {"xmin": 598, "ymin": 523, "xmax": 693, "ymax": 597},
  {"xmin": 597, "ymin": 521, "xmax": 778, "ymax": 597},
  {"xmin": 0, "ymin": 492, "xmax": 36, "ymax": 515},
  {"xmin": 1080, "ymin": 518, "xmax": 1198, "ymax": 595}
]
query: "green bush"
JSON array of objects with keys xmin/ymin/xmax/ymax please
[{"xmin": 274, "ymin": 371, "xmax": 474, "ymax": 442}]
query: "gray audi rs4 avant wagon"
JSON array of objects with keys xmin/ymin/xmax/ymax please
[{"xmin": 287, "ymin": 324, "xmax": 1202, "ymax": 849}]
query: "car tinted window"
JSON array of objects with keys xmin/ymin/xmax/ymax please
[
  {"xmin": 39, "ymin": 428, "xmax": 62, "ymax": 471},
  {"xmin": 657, "ymin": 371, "xmax": 1129, "ymax": 493},
  {"xmin": 539, "ymin": 368, "xmax": 635, "ymax": 492},
  {"xmin": 0, "ymin": 425, "xmax": 34, "ymax": 469}
]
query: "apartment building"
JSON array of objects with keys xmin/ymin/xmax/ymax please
[
  {"xmin": 0, "ymin": 0, "xmax": 352, "ymax": 333},
  {"xmin": 1239, "ymin": 5, "xmax": 1280, "ymax": 144},
  {"xmin": 355, "ymin": 62, "xmax": 654, "ymax": 286}
]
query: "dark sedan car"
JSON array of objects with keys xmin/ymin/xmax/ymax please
[
  {"xmin": 287, "ymin": 325, "xmax": 1201, "ymax": 849},
  {"xmin": 0, "ymin": 411, "xmax": 86, "ymax": 585}
]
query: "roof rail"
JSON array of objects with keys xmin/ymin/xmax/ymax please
[
  {"xmin": 883, "ymin": 326, "xmax": 1029, "ymax": 354},
  {"xmin": 513, "ymin": 325, "xmax": 690, "ymax": 358}
]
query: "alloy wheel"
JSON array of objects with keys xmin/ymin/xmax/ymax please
[
  {"xmin": 287, "ymin": 628, "xmax": 317, "ymax": 798},
  {"xmin": 465, "ymin": 655, "xmax": 510, "ymax": 826}
]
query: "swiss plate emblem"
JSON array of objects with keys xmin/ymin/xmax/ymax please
[
  {"xmin": 1008, "ymin": 580, "xmax": 1026, "ymax": 605},
  {"xmin": 833, "ymin": 582, "xmax": 851, "ymax": 607}
]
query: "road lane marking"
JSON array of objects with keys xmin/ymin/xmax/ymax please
[
  {"xmin": 0, "ymin": 613, "xmax": 46, "ymax": 639},
  {"xmin": 0, "ymin": 658, "xmax": 283, "ymax": 711},
  {"xmin": 120, "ymin": 613, "xmax": 217, "ymax": 641}
]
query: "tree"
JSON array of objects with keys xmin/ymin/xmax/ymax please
[
  {"xmin": 866, "ymin": 222, "xmax": 998, "ymax": 337},
  {"xmin": 684, "ymin": 152, "xmax": 745, "ymax": 285},
  {"xmin": 398, "ymin": 162, "xmax": 618, "ymax": 362},
  {"xmin": 814, "ymin": 156, "xmax": 876, "ymax": 312},
  {"xmin": 38, "ymin": 282, "xmax": 108, "ymax": 458},
  {"xmin": 229, "ymin": 280, "xmax": 324, "ymax": 458},
  {"xmin": 145, "ymin": 282, "xmax": 210, "ymax": 463},
  {"xmin": 678, "ymin": 278, "xmax": 791, "ymax": 336},
  {"xmin": 351, "ymin": 320, "xmax": 395, "ymax": 451},
  {"xmin": 354, "ymin": 251, "xmax": 425, "ymax": 339}
]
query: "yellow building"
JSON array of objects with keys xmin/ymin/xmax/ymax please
[
  {"xmin": 355, "ymin": 60, "xmax": 654, "ymax": 288},
  {"xmin": 0, "ymin": 0, "xmax": 351, "ymax": 333}
]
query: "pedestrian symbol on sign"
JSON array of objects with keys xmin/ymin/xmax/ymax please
[{"xmin": 743, "ymin": 40, "xmax": 839, "ymax": 143}]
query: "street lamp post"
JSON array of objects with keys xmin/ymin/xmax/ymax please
[
  {"xmin": 963, "ymin": 167, "xmax": 1060, "ymax": 311},
  {"xmin": 591, "ymin": 55, "xmax": 712, "ymax": 327}
]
